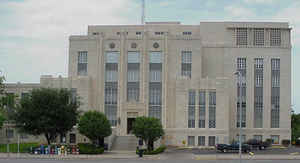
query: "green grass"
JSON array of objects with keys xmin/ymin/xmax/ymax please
[{"xmin": 0, "ymin": 143, "xmax": 39, "ymax": 153}]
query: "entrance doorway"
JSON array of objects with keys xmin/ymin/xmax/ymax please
[{"xmin": 127, "ymin": 118, "xmax": 136, "ymax": 134}]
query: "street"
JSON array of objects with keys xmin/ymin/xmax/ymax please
[{"xmin": 0, "ymin": 159, "xmax": 300, "ymax": 163}]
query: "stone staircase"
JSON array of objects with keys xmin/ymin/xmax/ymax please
[{"xmin": 111, "ymin": 136, "xmax": 138, "ymax": 151}]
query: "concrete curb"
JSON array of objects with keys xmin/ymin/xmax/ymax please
[{"xmin": 194, "ymin": 154, "xmax": 300, "ymax": 160}]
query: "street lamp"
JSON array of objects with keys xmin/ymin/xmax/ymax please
[{"xmin": 234, "ymin": 71, "xmax": 242, "ymax": 163}]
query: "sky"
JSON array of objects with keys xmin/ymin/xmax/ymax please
[{"xmin": 0, "ymin": 0, "xmax": 299, "ymax": 112}]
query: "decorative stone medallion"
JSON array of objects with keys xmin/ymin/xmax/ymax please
[
  {"xmin": 131, "ymin": 42, "xmax": 137, "ymax": 49},
  {"xmin": 153, "ymin": 42, "xmax": 159, "ymax": 48},
  {"xmin": 109, "ymin": 42, "xmax": 115, "ymax": 49}
]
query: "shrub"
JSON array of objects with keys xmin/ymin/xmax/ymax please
[
  {"xmin": 137, "ymin": 146, "xmax": 166, "ymax": 155},
  {"xmin": 281, "ymin": 139, "xmax": 291, "ymax": 146},
  {"xmin": 295, "ymin": 139, "xmax": 300, "ymax": 146},
  {"xmin": 77, "ymin": 143, "xmax": 104, "ymax": 154}
]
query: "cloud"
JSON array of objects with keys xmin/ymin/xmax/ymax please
[
  {"xmin": 244, "ymin": 0, "xmax": 278, "ymax": 4},
  {"xmin": 0, "ymin": 0, "xmax": 138, "ymax": 82},
  {"xmin": 273, "ymin": 1, "xmax": 300, "ymax": 47},
  {"xmin": 224, "ymin": 5, "xmax": 256, "ymax": 19}
]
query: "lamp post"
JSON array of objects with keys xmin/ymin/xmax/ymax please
[{"xmin": 234, "ymin": 71, "xmax": 242, "ymax": 163}]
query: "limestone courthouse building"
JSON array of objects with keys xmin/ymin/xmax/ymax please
[{"xmin": 3, "ymin": 21, "xmax": 292, "ymax": 147}]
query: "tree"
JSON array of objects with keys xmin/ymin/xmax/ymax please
[
  {"xmin": 0, "ymin": 112, "xmax": 5, "ymax": 129},
  {"xmin": 0, "ymin": 75, "xmax": 4, "ymax": 95},
  {"xmin": 14, "ymin": 88, "xmax": 80, "ymax": 144},
  {"xmin": 292, "ymin": 112, "xmax": 300, "ymax": 141},
  {"xmin": 78, "ymin": 111, "xmax": 112, "ymax": 148},
  {"xmin": 132, "ymin": 116, "xmax": 164, "ymax": 151}
]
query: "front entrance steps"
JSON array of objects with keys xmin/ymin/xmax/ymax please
[{"xmin": 111, "ymin": 135, "xmax": 138, "ymax": 151}]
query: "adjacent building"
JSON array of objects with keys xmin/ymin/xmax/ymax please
[{"xmin": 2, "ymin": 21, "xmax": 292, "ymax": 147}]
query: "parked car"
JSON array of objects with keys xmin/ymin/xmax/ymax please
[
  {"xmin": 216, "ymin": 142, "xmax": 251, "ymax": 153},
  {"xmin": 246, "ymin": 139, "xmax": 268, "ymax": 150}
]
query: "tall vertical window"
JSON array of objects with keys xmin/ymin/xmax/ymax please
[
  {"xmin": 105, "ymin": 52, "xmax": 119, "ymax": 126},
  {"xmin": 271, "ymin": 135, "xmax": 279, "ymax": 144},
  {"xmin": 271, "ymin": 59, "xmax": 280, "ymax": 128},
  {"xmin": 188, "ymin": 90, "xmax": 195, "ymax": 128},
  {"xmin": 236, "ymin": 28, "xmax": 248, "ymax": 46},
  {"xmin": 209, "ymin": 91, "xmax": 216, "ymax": 128},
  {"xmin": 253, "ymin": 28, "xmax": 264, "ymax": 46},
  {"xmin": 270, "ymin": 29, "xmax": 281, "ymax": 46},
  {"xmin": 254, "ymin": 58, "xmax": 264, "ymax": 128},
  {"xmin": 237, "ymin": 58, "xmax": 246, "ymax": 128},
  {"xmin": 199, "ymin": 91, "xmax": 206, "ymax": 128},
  {"xmin": 77, "ymin": 51, "xmax": 88, "ymax": 76},
  {"xmin": 69, "ymin": 133, "xmax": 76, "ymax": 144},
  {"xmin": 127, "ymin": 52, "xmax": 140, "ymax": 102},
  {"xmin": 208, "ymin": 136, "xmax": 216, "ymax": 146},
  {"xmin": 149, "ymin": 52, "xmax": 163, "ymax": 120},
  {"xmin": 198, "ymin": 136, "xmax": 205, "ymax": 146},
  {"xmin": 188, "ymin": 136, "xmax": 195, "ymax": 146},
  {"xmin": 181, "ymin": 51, "xmax": 192, "ymax": 78}
]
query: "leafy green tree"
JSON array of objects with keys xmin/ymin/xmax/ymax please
[
  {"xmin": 0, "ymin": 75, "xmax": 4, "ymax": 95},
  {"xmin": 292, "ymin": 112, "xmax": 300, "ymax": 141},
  {"xmin": 78, "ymin": 111, "xmax": 112, "ymax": 148},
  {"xmin": 0, "ymin": 112, "xmax": 5, "ymax": 129},
  {"xmin": 14, "ymin": 88, "xmax": 80, "ymax": 144},
  {"xmin": 132, "ymin": 116, "xmax": 164, "ymax": 151}
]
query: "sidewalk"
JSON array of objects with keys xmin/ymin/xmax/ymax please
[
  {"xmin": 0, "ymin": 151, "xmax": 158, "ymax": 160},
  {"xmin": 194, "ymin": 154, "xmax": 300, "ymax": 160}
]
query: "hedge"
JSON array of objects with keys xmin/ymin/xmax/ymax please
[
  {"xmin": 77, "ymin": 143, "xmax": 104, "ymax": 154},
  {"xmin": 136, "ymin": 146, "xmax": 166, "ymax": 155}
]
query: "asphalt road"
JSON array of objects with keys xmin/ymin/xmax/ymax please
[{"xmin": 0, "ymin": 159, "xmax": 300, "ymax": 163}]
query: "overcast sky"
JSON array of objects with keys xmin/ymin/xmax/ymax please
[{"xmin": 0, "ymin": 0, "xmax": 299, "ymax": 112}]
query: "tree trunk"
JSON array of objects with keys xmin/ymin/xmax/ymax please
[
  {"xmin": 147, "ymin": 140, "xmax": 154, "ymax": 151},
  {"xmin": 45, "ymin": 133, "xmax": 51, "ymax": 145},
  {"xmin": 98, "ymin": 137, "xmax": 104, "ymax": 148}
]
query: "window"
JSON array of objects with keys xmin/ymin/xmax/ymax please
[
  {"xmin": 209, "ymin": 91, "xmax": 216, "ymax": 128},
  {"xmin": 188, "ymin": 90, "xmax": 195, "ymax": 128},
  {"xmin": 69, "ymin": 133, "xmax": 76, "ymax": 144},
  {"xmin": 254, "ymin": 58, "xmax": 264, "ymax": 128},
  {"xmin": 237, "ymin": 58, "xmax": 247, "ymax": 128},
  {"xmin": 6, "ymin": 129, "xmax": 14, "ymax": 139},
  {"xmin": 71, "ymin": 88, "xmax": 77, "ymax": 103},
  {"xmin": 271, "ymin": 135, "xmax": 279, "ymax": 144},
  {"xmin": 208, "ymin": 136, "xmax": 215, "ymax": 146},
  {"xmin": 181, "ymin": 51, "xmax": 192, "ymax": 78},
  {"xmin": 198, "ymin": 136, "xmax": 205, "ymax": 146},
  {"xmin": 236, "ymin": 135, "xmax": 246, "ymax": 143},
  {"xmin": 236, "ymin": 28, "xmax": 248, "ymax": 46},
  {"xmin": 116, "ymin": 32, "xmax": 120, "ymax": 35},
  {"xmin": 92, "ymin": 32, "xmax": 99, "ymax": 35},
  {"xmin": 127, "ymin": 82, "xmax": 139, "ymax": 102},
  {"xmin": 183, "ymin": 31, "xmax": 192, "ymax": 35},
  {"xmin": 188, "ymin": 136, "xmax": 195, "ymax": 146},
  {"xmin": 136, "ymin": 31, "xmax": 142, "ymax": 35},
  {"xmin": 105, "ymin": 105, "xmax": 117, "ymax": 126},
  {"xmin": 253, "ymin": 28, "xmax": 264, "ymax": 46},
  {"xmin": 155, "ymin": 32, "xmax": 164, "ymax": 35},
  {"xmin": 199, "ymin": 91, "xmax": 206, "ymax": 128},
  {"xmin": 271, "ymin": 59, "xmax": 280, "ymax": 128},
  {"xmin": 77, "ymin": 51, "xmax": 87, "ymax": 76},
  {"xmin": 128, "ymin": 52, "xmax": 140, "ymax": 63},
  {"xmin": 149, "ymin": 69, "xmax": 162, "ymax": 82},
  {"xmin": 270, "ymin": 29, "xmax": 281, "ymax": 46},
  {"xmin": 21, "ymin": 92, "xmax": 29, "ymax": 99},
  {"xmin": 149, "ymin": 83, "xmax": 162, "ymax": 120},
  {"xmin": 253, "ymin": 135, "xmax": 263, "ymax": 141},
  {"xmin": 106, "ymin": 52, "xmax": 119, "ymax": 63},
  {"xmin": 149, "ymin": 52, "xmax": 162, "ymax": 63},
  {"xmin": 60, "ymin": 133, "xmax": 66, "ymax": 143}
]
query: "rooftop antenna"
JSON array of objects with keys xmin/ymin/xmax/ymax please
[{"xmin": 141, "ymin": 0, "xmax": 145, "ymax": 24}]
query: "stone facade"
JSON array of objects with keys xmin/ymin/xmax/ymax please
[{"xmin": 2, "ymin": 21, "xmax": 292, "ymax": 147}]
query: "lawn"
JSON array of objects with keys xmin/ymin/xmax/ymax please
[{"xmin": 0, "ymin": 143, "xmax": 39, "ymax": 153}]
